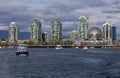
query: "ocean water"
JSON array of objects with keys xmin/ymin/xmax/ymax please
[{"xmin": 0, "ymin": 48, "xmax": 120, "ymax": 78}]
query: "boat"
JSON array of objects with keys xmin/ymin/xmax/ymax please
[
  {"xmin": 90, "ymin": 47, "xmax": 95, "ymax": 49},
  {"xmin": 75, "ymin": 46, "xmax": 79, "ymax": 49},
  {"xmin": 83, "ymin": 46, "xmax": 88, "ymax": 50},
  {"xmin": 16, "ymin": 44, "xmax": 29, "ymax": 56},
  {"xmin": 55, "ymin": 45, "xmax": 63, "ymax": 50}
]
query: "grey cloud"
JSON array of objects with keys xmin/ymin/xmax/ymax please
[
  {"xmin": 103, "ymin": 1, "xmax": 120, "ymax": 13},
  {"xmin": 49, "ymin": 2, "xmax": 85, "ymax": 13},
  {"xmin": 0, "ymin": 0, "xmax": 119, "ymax": 39},
  {"xmin": 82, "ymin": 0, "xmax": 107, "ymax": 7}
]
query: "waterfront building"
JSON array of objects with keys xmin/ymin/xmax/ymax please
[
  {"xmin": 69, "ymin": 30, "xmax": 79, "ymax": 41},
  {"xmin": 30, "ymin": 18, "xmax": 41, "ymax": 42},
  {"xmin": 52, "ymin": 18, "xmax": 62, "ymax": 41},
  {"xmin": 78, "ymin": 15, "xmax": 88, "ymax": 40},
  {"xmin": 9, "ymin": 22, "xmax": 19, "ymax": 42},
  {"xmin": 79, "ymin": 26, "xmax": 104, "ymax": 46},
  {"xmin": 112, "ymin": 26, "xmax": 116, "ymax": 40},
  {"xmin": 103, "ymin": 22, "xmax": 113, "ymax": 45},
  {"xmin": 42, "ymin": 32, "xmax": 49, "ymax": 42},
  {"xmin": 111, "ymin": 26, "xmax": 117, "ymax": 45},
  {"xmin": 87, "ymin": 27, "xmax": 102, "ymax": 40}
]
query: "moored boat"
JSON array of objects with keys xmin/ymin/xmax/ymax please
[
  {"xmin": 55, "ymin": 45, "xmax": 63, "ymax": 50},
  {"xmin": 83, "ymin": 46, "xmax": 88, "ymax": 50},
  {"xmin": 75, "ymin": 46, "xmax": 79, "ymax": 49}
]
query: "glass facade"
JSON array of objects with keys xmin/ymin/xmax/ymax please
[
  {"xmin": 78, "ymin": 15, "xmax": 88, "ymax": 40},
  {"xmin": 103, "ymin": 22, "xmax": 113, "ymax": 45},
  {"xmin": 112, "ymin": 26, "xmax": 116, "ymax": 40},
  {"xmin": 42, "ymin": 32, "xmax": 49, "ymax": 42},
  {"xmin": 9, "ymin": 22, "xmax": 19, "ymax": 41},
  {"xmin": 31, "ymin": 18, "xmax": 41, "ymax": 41},
  {"xmin": 52, "ymin": 18, "xmax": 62, "ymax": 40}
]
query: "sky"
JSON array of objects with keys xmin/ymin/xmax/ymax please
[{"xmin": 0, "ymin": 0, "xmax": 120, "ymax": 39}]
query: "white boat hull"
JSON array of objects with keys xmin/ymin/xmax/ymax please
[
  {"xmin": 55, "ymin": 47, "xmax": 63, "ymax": 50},
  {"xmin": 83, "ymin": 47, "xmax": 88, "ymax": 50},
  {"xmin": 55, "ymin": 45, "xmax": 63, "ymax": 50}
]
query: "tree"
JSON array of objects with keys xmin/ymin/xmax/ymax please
[{"xmin": 27, "ymin": 40, "xmax": 34, "ymax": 45}]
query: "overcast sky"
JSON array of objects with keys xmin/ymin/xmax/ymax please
[{"xmin": 0, "ymin": 0, "xmax": 120, "ymax": 39}]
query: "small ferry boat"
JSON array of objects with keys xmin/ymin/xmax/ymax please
[
  {"xmin": 55, "ymin": 45, "xmax": 63, "ymax": 50},
  {"xmin": 16, "ymin": 44, "xmax": 29, "ymax": 56}
]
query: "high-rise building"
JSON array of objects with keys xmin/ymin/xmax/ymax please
[
  {"xmin": 9, "ymin": 22, "xmax": 19, "ymax": 42},
  {"xmin": 42, "ymin": 32, "xmax": 49, "ymax": 42},
  {"xmin": 112, "ymin": 26, "xmax": 116, "ymax": 40},
  {"xmin": 103, "ymin": 22, "xmax": 113, "ymax": 45},
  {"xmin": 52, "ymin": 18, "xmax": 62, "ymax": 40},
  {"xmin": 31, "ymin": 18, "xmax": 41, "ymax": 42},
  {"xmin": 69, "ymin": 30, "xmax": 79, "ymax": 41},
  {"xmin": 78, "ymin": 15, "xmax": 88, "ymax": 40}
]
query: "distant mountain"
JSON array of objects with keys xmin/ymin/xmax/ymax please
[
  {"xmin": 0, "ymin": 30, "xmax": 8, "ymax": 39},
  {"xmin": 20, "ymin": 32, "xmax": 30, "ymax": 40},
  {"xmin": 0, "ymin": 30, "xmax": 30, "ymax": 40},
  {"xmin": 0, "ymin": 30, "xmax": 69, "ymax": 40}
]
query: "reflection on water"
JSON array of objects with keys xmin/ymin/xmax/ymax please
[{"xmin": 0, "ymin": 48, "xmax": 120, "ymax": 78}]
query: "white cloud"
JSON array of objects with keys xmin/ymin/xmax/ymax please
[
  {"xmin": 62, "ymin": 21, "xmax": 74, "ymax": 28},
  {"xmin": 0, "ymin": 26, "xmax": 8, "ymax": 30}
]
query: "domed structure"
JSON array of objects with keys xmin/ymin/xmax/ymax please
[{"xmin": 87, "ymin": 27, "xmax": 102, "ymax": 40}]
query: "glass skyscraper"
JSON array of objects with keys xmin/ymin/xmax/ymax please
[
  {"xmin": 9, "ymin": 22, "xmax": 19, "ymax": 42},
  {"xmin": 52, "ymin": 18, "xmax": 62, "ymax": 40},
  {"xmin": 78, "ymin": 15, "xmax": 88, "ymax": 40},
  {"xmin": 31, "ymin": 18, "xmax": 41, "ymax": 42},
  {"xmin": 103, "ymin": 22, "xmax": 113, "ymax": 45},
  {"xmin": 42, "ymin": 32, "xmax": 49, "ymax": 42},
  {"xmin": 112, "ymin": 26, "xmax": 116, "ymax": 40}
]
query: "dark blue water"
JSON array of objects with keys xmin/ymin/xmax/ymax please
[{"xmin": 0, "ymin": 48, "xmax": 120, "ymax": 78}]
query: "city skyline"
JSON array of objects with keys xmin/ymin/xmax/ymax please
[{"xmin": 0, "ymin": 0, "xmax": 120, "ymax": 39}]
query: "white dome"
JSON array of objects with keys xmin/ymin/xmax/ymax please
[{"xmin": 87, "ymin": 27, "xmax": 102, "ymax": 40}]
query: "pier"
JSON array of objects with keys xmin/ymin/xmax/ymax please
[{"xmin": 28, "ymin": 45, "xmax": 117, "ymax": 48}]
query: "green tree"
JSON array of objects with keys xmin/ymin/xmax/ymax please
[{"xmin": 27, "ymin": 40, "xmax": 34, "ymax": 45}]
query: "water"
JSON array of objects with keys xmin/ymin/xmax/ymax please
[{"xmin": 0, "ymin": 48, "xmax": 120, "ymax": 78}]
